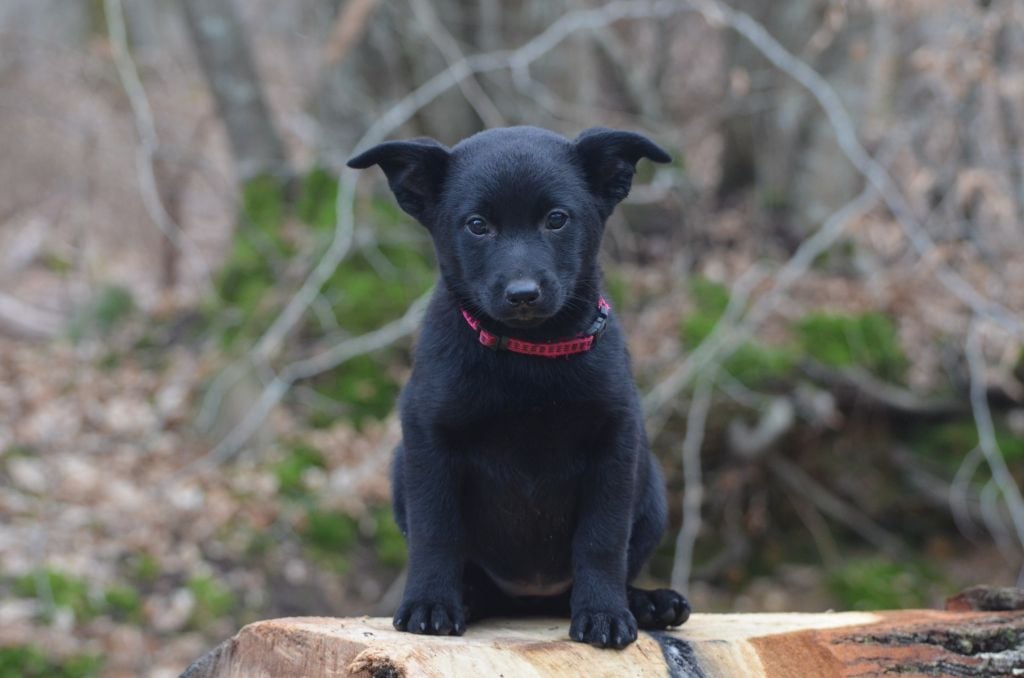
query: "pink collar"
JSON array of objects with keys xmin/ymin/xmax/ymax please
[{"xmin": 460, "ymin": 298, "xmax": 611, "ymax": 359}]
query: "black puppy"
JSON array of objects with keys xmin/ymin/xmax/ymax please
[{"xmin": 347, "ymin": 126, "xmax": 689, "ymax": 649}]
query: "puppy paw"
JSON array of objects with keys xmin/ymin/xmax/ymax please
[
  {"xmin": 569, "ymin": 608, "xmax": 638, "ymax": 649},
  {"xmin": 627, "ymin": 586, "xmax": 691, "ymax": 629},
  {"xmin": 393, "ymin": 598, "xmax": 465, "ymax": 636}
]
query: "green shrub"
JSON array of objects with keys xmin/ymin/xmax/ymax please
[
  {"xmin": 302, "ymin": 509, "xmax": 358, "ymax": 555},
  {"xmin": 13, "ymin": 569, "xmax": 96, "ymax": 622},
  {"xmin": 371, "ymin": 506, "xmax": 407, "ymax": 568},
  {"xmin": 827, "ymin": 557, "xmax": 938, "ymax": 610},
  {"xmin": 308, "ymin": 355, "xmax": 400, "ymax": 427},
  {"xmin": 187, "ymin": 575, "xmax": 236, "ymax": 630},
  {"xmin": 0, "ymin": 646, "xmax": 102, "ymax": 678},
  {"xmin": 795, "ymin": 312, "xmax": 907, "ymax": 382},
  {"xmin": 103, "ymin": 584, "xmax": 142, "ymax": 622},
  {"xmin": 297, "ymin": 167, "xmax": 338, "ymax": 231},
  {"xmin": 274, "ymin": 442, "xmax": 326, "ymax": 497},
  {"xmin": 681, "ymin": 277, "xmax": 796, "ymax": 386},
  {"xmin": 69, "ymin": 285, "xmax": 135, "ymax": 341}
]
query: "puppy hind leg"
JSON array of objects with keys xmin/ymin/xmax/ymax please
[
  {"xmin": 627, "ymin": 585, "xmax": 690, "ymax": 629},
  {"xmin": 625, "ymin": 461, "xmax": 690, "ymax": 629},
  {"xmin": 390, "ymin": 444, "xmax": 408, "ymax": 537}
]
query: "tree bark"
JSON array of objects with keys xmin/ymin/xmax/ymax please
[
  {"xmin": 182, "ymin": 608, "xmax": 1024, "ymax": 677},
  {"xmin": 177, "ymin": 0, "xmax": 290, "ymax": 182}
]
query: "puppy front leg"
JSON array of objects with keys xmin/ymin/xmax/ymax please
[
  {"xmin": 569, "ymin": 421, "xmax": 639, "ymax": 649},
  {"xmin": 393, "ymin": 427, "xmax": 466, "ymax": 636}
]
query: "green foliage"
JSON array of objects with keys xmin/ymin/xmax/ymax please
[
  {"xmin": 131, "ymin": 553, "xmax": 161, "ymax": 586},
  {"xmin": 725, "ymin": 342, "xmax": 797, "ymax": 386},
  {"xmin": 681, "ymin": 277, "xmax": 730, "ymax": 347},
  {"xmin": 297, "ymin": 167, "xmax": 338, "ymax": 230},
  {"xmin": 274, "ymin": 442, "xmax": 326, "ymax": 497},
  {"xmin": 795, "ymin": 312, "xmax": 907, "ymax": 382},
  {"xmin": 906, "ymin": 418, "xmax": 1024, "ymax": 470},
  {"xmin": 681, "ymin": 277, "xmax": 795, "ymax": 386},
  {"xmin": 371, "ymin": 506, "xmax": 407, "ymax": 568},
  {"xmin": 827, "ymin": 557, "xmax": 939, "ymax": 610},
  {"xmin": 14, "ymin": 569, "xmax": 96, "ymax": 622},
  {"xmin": 302, "ymin": 509, "xmax": 358, "ymax": 556},
  {"xmin": 69, "ymin": 285, "xmax": 135, "ymax": 341},
  {"xmin": 326, "ymin": 244, "xmax": 434, "ymax": 334},
  {"xmin": 308, "ymin": 355, "xmax": 400, "ymax": 426},
  {"xmin": 241, "ymin": 174, "xmax": 287, "ymax": 236},
  {"xmin": 41, "ymin": 251, "xmax": 72, "ymax": 274},
  {"xmin": 603, "ymin": 269, "xmax": 630, "ymax": 310},
  {"xmin": 187, "ymin": 575, "xmax": 236, "ymax": 630},
  {"xmin": 213, "ymin": 175, "xmax": 292, "ymax": 349},
  {"xmin": 103, "ymin": 585, "xmax": 142, "ymax": 623},
  {"xmin": 0, "ymin": 646, "xmax": 102, "ymax": 678},
  {"xmin": 12, "ymin": 569, "xmax": 145, "ymax": 625}
]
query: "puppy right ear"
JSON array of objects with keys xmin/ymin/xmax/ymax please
[{"xmin": 347, "ymin": 139, "xmax": 450, "ymax": 225}]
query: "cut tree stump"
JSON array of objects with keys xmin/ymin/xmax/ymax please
[{"xmin": 183, "ymin": 607, "xmax": 1024, "ymax": 677}]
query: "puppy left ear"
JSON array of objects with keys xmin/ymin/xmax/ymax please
[
  {"xmin": 347, "ymin": 138, "xmax": 450, "ymax": 226},
  {"xmin": 574, "ymin": 128, "xmax": 671, "ymax": 212}
]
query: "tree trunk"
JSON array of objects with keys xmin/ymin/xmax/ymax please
[
  {"xmin": 182, "ymin": 608, "xmax": 1024, "ymax": 677},
  {"xmin": 177, "ymin": 0, "xmax": 290, "ymax": 182}
]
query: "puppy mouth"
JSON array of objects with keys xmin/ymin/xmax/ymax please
[
  {"xmin": 493, "ymin": 307, "xmax": 556, "ymax": 328},
  {"xmin": 501, "ymin": 315, "xmax": 548, "ymax": 328}
]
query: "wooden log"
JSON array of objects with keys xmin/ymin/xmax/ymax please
[{"xmin": 183, "ymin": 608, "xmax": 1024, "ymax": 677}]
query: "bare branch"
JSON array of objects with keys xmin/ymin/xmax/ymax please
[
  {"xmin": 644, "ymin": 185, "xmax": 879, "ymax": 420},
  {"xmin": 966, "ymin": 319, "xmax": 1024, "ymax": 552},
  {"xmin": 769, "ymin": 456, "xmax": 908, "ymax": 559},
  {"xmin": 104, "ymin": 0, "xmax": 212, "ymax": 291},
  {"xmin": 671, "ymin": 374, "xmax": 713, "ymax": 595},
  {"xmin": 409, "ymin": 0, "xmax": 506, "ymax": 128},
  {"xmin": 689, "ymin": 0, "xmax": 1024, "ymax": 337},
  {"xmin": 172, "ymin": 288, "xmax": 431, "ymax": 479},
  {"xmin": 0, "ymin": 292, "xmax": 63, "ymax": 339}
]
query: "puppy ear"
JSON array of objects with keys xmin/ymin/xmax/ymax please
[
  {"xmin": 347, "ymin": 139, "xmax": 450, "ymax": 224},
  {"xmin": 574, "ymin": 128, "xmax": 671, "ymax": 211}
]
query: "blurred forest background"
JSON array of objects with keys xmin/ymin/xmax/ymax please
[{"xmin": 1, "ymin": 0, "xmax": 1023, "ymax": 675}]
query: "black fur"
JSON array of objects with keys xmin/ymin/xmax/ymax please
[{"xmin": 347, "ymin": 126, "xmax": 689, "ymax": 649}]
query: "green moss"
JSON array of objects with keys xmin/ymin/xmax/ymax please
[
  {"xmin": 13, "ymin": 569, "xmax": 96, "ymax": 622},
  {"xmin": 41, "ymin": 251, "xmax": 73, "ymax": 274},
  {"xmin": 69, "ymin": 285, "xmax": 135, "ymax": 341},
  {"xmin": 131, "ymin": 553, "xmax": 161, "ymax": 586},
  {"xmin": 308, "ymin": 355, "xmax": 399, "ymax": 427},
  {"xmin": 827, "ymin": 557, "xmax": 939, "ymax": 610},
  {"xmin": 724, "ymin": 343, "xmax": 797, "ymax": 387},
  {"xmin": 241, "ymin": 174, "xmax": 287, "ymax": 237},
  {"xmin": 12, "ymin": 569, "xmax": 145, "ymax": 624},
  {"xmin": 297, "ymin": 167, "xmax": 338, "ymax": 231},
  {"xmin": 274, "ymin": 442, "xmax": 326, "ymax": 497},
  {"xmin": 603, "ymin": 269, "xmax": 630, "ymax": 311},
  {"xmin": 681, "ymin": 277, "xmax": 795, "ymax": 386},
  {"xmin": 795, "ymin": 312, "xmax": 907, "ymax": 382},
  {"xmin": 367, "ymin": 195, "xmax": 408, "ymax": 228},
  {"xmin": 301, "ymin": 512, "xmax": 358, "ymax": 569},
  {"xmin": 0, "ymin": 646, "xmax": 102, "ymax": 678},
  {"xmin": 906, "ymin": 418, "xmax": 1024, "ymax": 470},
  {"xmin": 187, "ymin": 575, "xmax": 236, "ymax": 630},
  {"xmin": 327, "ymin": 244, "xmax": 434, "ymax": 334},
  {"xmin": 103, "ymin": 584, "xmax": 142, "ymax": 622},
  {"xmin": 371, "ymin": 506, "xmax": 407, "ymax": 568}
]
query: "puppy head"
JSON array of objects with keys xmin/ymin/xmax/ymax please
[{"xmin": 348, "ymin": 126, "xmax": 669, "ymax": 327}]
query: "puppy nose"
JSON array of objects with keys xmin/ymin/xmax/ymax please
[{"xmin": 505, "ymin": 279, "xmax": 541, "ymax": 306}]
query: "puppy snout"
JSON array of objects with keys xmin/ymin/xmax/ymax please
[{"xmin": 505, "ymin": 279, "xmax": 541, "ymax": 306}]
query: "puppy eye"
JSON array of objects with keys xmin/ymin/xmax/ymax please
[
  {"xmin": 545, "ymin": 209, "xmax": 569, "ymax": 231},
  {"xmin": 465, "ymin": 216, "xmax": 490, "ymax": 236}
]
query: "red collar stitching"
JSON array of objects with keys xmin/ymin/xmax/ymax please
[{"xmin": 460, "ymin": 297, "xmax": 611, "ymax": 358}]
